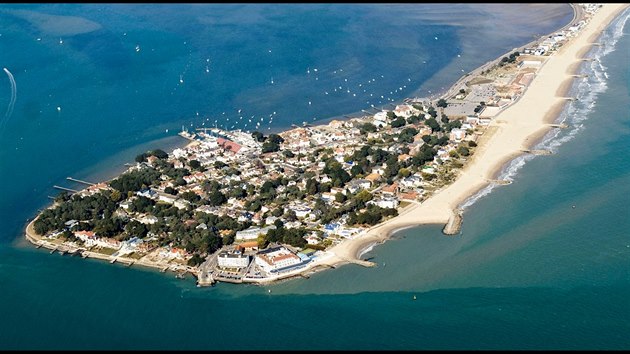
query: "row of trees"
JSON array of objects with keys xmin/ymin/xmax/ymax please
[
  {"xmin": 134, "ymin": 149, "xmax": 168, "ymax": 163},
  {"xmin": 346, "ymin": 205, "xmax": 398, "ymax": 226}
]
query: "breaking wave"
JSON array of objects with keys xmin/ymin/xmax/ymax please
[{"xmin": 459, "ymin": 8, "xmax": 630, "ymax": 211}]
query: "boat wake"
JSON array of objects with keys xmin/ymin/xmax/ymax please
[{"xmin": 1, "ymin": 67, "xmax": 17, "ymax": 135}]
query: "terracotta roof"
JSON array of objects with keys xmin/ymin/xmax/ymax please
[
  {"xmin": 365, "ymin": 173, "xmax": 381, "ymax": 182},
  {"xmin": 381, "ymin": 183, "xmax": 398, "ymax": 193},
  {"xmin": 216, "ymin": 138, "xmax": 242, "ymax": 153}
]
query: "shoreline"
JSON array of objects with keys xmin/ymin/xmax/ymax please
[
  {"xmin": 306, "ymin": 3, "xmax": 629, "ymax": 270},
  {"xmin": 23, "ymin": 4, "xmax": 629, "ymax": 286},
  {"xmin": 24, "ymin": 216, "xmax": 197, "ymax": 278}
]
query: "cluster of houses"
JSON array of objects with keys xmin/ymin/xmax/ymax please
[
  {"xmin": 115, "ymin": 100, "xmax": 480, "ymax": 256},
  {"xmin": 523, "ymin": 4, "xmax": 600, "ymax": 57}
]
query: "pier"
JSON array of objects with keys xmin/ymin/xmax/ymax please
[
  {"xmin": 66, "ymin": 177, "xmax": 95, "ymax": 186},
  {"xmin": 337, "ymin": 255, "xmax": 376, "ymax": 268},
  {"xmin": 443, "ymin": 210, "xmax": 463, "ymax": 235},
  {"xmin": 548, "ymin": 123, "xmax": 569, "ymax": 128},
  {"xmin": 53, "ymin": 185, "xmax": 79, "ymax": 193},
  {"xmin": 521, "ymin": 149, "xmax": 553, "ymax": 155},
  {"xmin": 487, "ymin": 179, "xmax": 512, "ymax": 185}
]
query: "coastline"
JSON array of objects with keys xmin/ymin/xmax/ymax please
[
  {"xmin": 24, "ymin": 216, "xmax": 197, "ymax": 278},
  {"xmin": 307, "ymin": 3, "xmax": 629, "ymax": 270},
  {"xmin": 22, "ymin": 4, "xmax": 629, "ymax": 286}
]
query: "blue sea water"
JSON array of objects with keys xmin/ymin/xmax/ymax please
[{"xmin": 2, "ymin": 4, "xmax": 629, "ymax": 350}]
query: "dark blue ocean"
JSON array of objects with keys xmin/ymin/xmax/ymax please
[{"xmin": 2, "ymin": 4, "xmax": 629, "ymax": 350}]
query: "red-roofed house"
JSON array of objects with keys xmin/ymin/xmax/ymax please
[
  {"xmin": 217, "ymin": 138, "xmax": 242, "ymax": 154},
  {"xmin": 381, "ymin": 183, "xmax": 399, "ymax": 195}
]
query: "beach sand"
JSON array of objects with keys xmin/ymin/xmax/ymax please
[{"xmin": 311, "ymin": 3, "xmax": 629, "ymax": 269}]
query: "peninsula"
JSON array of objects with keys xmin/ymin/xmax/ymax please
[{"xmin": 25, "ymin": 3, "xmax": 627, "ymax": 286}]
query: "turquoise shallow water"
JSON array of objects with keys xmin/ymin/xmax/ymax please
[{"xmin": 3, "ymin": 4, "xmax": 630, "ymax": 350}]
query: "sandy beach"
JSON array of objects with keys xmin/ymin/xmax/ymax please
[
  {"xmin": 21, "ymin": 4, "xmax": 629, "ymax": 286},
  {"xmin": 313, "ymin": 3, "xmax": 630, "ymax": 268}
]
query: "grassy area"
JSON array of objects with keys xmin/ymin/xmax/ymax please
[
  {"xmin": 126, "ymin": 252, "xmax": 146, "ymax": 260},
  {"xmin": 399, "ymin": 201, "xmax": 411, "ymax": 209},
  {"xmin": 96, "ymin": 247, "xmax": 118, "ymax": 256}
]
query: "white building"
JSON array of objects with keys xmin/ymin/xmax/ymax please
[
  {"xmin": 217, "ymin": 251, "xmax": 250, "ymax": 268},
  {"xmin": 449, "ymin": 128, "xmax": 466, "ymax": 142},
  {"xmin": 255, "ymin": 246, "xmax": 303, "ymax": 273},
  {"xmin": 393, "ymin": 104, "xmax": 419, "ymax": 118},
  {"xmin": 235, "ymin": 225, "xmax": 276, "ymax": 241},
  {"xmin": 136, "ymin": 214, "xmax": 158, "ymax": 225},
  {"xmin": 374, "ymin": 111, "xmax": 388, "ymax": 121},
  {"xmin": 136, "ymin": 188, "xmax": 158, "ymax": 199},
  {"xmin": 369, "ymin": 197, "xmax": 399, "ymax": 209},
  {"xmin": 294, "ymin": 206, "xmax": 312, "ymax": 218},
  {"xmin": 173, "ymin": 199, "xmax": 190, "ymax": 209},
  {"xmin": 158, "ymin": 193, "xmax": 177, "ymax": 204}
]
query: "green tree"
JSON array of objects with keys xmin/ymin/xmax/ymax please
[
  {"xmin": 360, "ymin": 122, "xmax": 377, "ymax": 134},
  {"xmin": 110, "ymin": 190, "xmax": 122, "ymax": 202},
  {"xmin": 208, "ymin": 191, "xmax": 227, "ymax": 206},
  {"xmin": 457, "ymin": 146, "xmax": 470, "ymax": 156},
  {"xmin": 355, "ymin": 190, "xmax": 373, "ymax": 204},
  {"xmin": 150, "ymin": 149, "xmax": 168, "ymax": 159},
  {"xmin": 391, "ymin": 117, "xmax": 406, "ymax": 128},
  {"xmin": 164, "ymin": 186, "xmax": 178, "ymax": 195},
  {"xmin": 251, "ymin": 131, "xmax": 266, "ymax": 142},
  {"xmin": 425, "ymin": 118, "xmax": 441, "ymax": 132},
  {"xmin": 189, "ymin": 160, "xmax": 201, "ymax": 170}
]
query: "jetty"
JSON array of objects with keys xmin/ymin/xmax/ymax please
[
  {"xmin": 521, "ymin": 149, "xmax": 553, "ymax": 155},
  {"xmin": 443, "ymin": 210, "xmax": 463, "ymax": 235},
  {"xmin": 548, "ymin": 123, "xmax": 569, "ymax": 128},
  {"xmin": 66, "ymin": 177, "xmax": 95, "ymax": 186},
  {"xmin": 487, "ymin": 179, "xmax": 512, "ymax": 185},
  {"xmin": 53, "ymin": 185, "xmax": 79, "ymax": 193}
]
